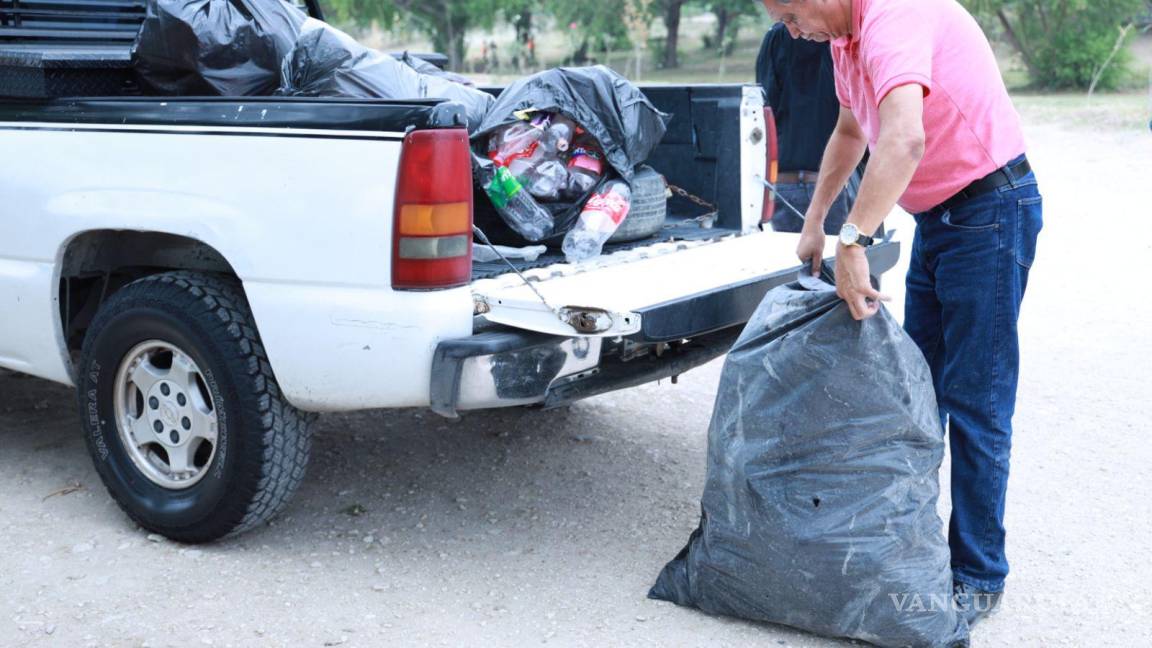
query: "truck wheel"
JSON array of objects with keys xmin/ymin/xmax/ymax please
[{"xmin": 77, "ymin": 272, "xmax": 314, "ymax": 543}]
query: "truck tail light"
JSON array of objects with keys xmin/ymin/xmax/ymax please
[
  {"xmin": 392, "ymin": 128, "xmax": 474, "ymax": 290},
  {"xmin": 761, "ymin": 107, "xmax": 778, "ymax": 225}
]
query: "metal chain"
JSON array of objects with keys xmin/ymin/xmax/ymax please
[
  {"xmin": 472, "ymin": 225, "xmax": 561, "ymax": 318},
  {"xmin": 667, "ymin": 183, "xmax": 719, "ymax": 227},
  {"xmin": 667, "ymin": 183, "xmax": 716, "ymax": 210}
]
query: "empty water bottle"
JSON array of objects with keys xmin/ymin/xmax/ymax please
[
  {"xmin": 482, "ymin": 165, "xmax": 554, "ymax": 242},
  {"xmin": 544, "ymin": 114, "xmax": 578, "ymax": 153},
  {"xmin": 562, "ymin": 180, "xmax": 632, "ymax": 263},
  {"xmin": 488, "ymin": 113, "xmax": 552, "ymax": 167},
  {"xmin": 563, "ymin": 146, "xmax": 605, "ymax": 199}
]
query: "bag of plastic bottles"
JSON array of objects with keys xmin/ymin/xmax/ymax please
[
  {"xmin": 562, "ymin": 180, "xmax": 632, "ymax": 263},
  {"xmin": 471, "ymin": 66, "xmax": 667, "ymax": 244},
  {"xmin": 649, "ymin": 279, "xmax": 970, "ymax": 648}
]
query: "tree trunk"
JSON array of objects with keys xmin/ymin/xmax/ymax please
[
  {"xmin": 714, "ymin": 8, "xmax": 730, "ymax": 53},
  {"xmin": 996, "ymin": 9, "xmax": 1037, "ymax": 80},
  {"xmin": 662, "ymin": 0, "xmax": 684, "ymax": 69}
]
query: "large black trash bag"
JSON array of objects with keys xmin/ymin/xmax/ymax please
[
  {"xmin": 133, "ymin": 0, "xmax": 306, "ymax": 96},
  {"xmin": 471, "ymin": 66, "xmax": 668, "ymax": 183},
  {"xmin": 649, "ymin": 279, "xmax": 969, "ymax": 648},
  {"xmin": 470, "ymin": 66, "xmax": 668, "ymax": 243},
  {"xmin": 277, "ymin": 19, "xmax": 493, "ymax": 131}
]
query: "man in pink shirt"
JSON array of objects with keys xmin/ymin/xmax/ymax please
[{"xmin": 762, "ymin": 0, "xmax": 1043, "ymax": 628}]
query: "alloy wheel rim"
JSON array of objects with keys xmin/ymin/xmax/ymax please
[{"xmin": 112, "ymin": 340, "xmax": 219, "ymax": 490}]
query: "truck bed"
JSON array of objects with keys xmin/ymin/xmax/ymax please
[
  {"xmin": 471, "ymin": 210, "xmax": 741, "ymax": 280},
  {"xmin": 472, "ymin": 84, "xmax": 758, "ymax": 281}
]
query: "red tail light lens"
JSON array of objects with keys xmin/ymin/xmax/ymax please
[
  {"xmin": 392, "ymin": 128, "xmax": 474, "ymax": 290},
  {"xmin": 761, "ymin": 107, "xmax": 778, "ymax": 225}
]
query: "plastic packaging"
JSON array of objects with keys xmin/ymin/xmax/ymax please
[
  {"xmin": 475, "ymin": 160, "xmax": 555, "ymax": 242},
  {"xmin": 563, "ymin": 146, "xmax": 605, "ymax": 200},
  {"xmin": 521, "ymin": 158, "xmax": 570, "ymax": 202},
  {"xmin": 544, "ymin": 114, "xmax": 578, "ymax": 153},
  {"xmin": 278, "ymin": 19, "xmax": 493, "ymax": 131},
  {"xmin": 472, "ymin": 67, "xmax": 667, "ymax": 243},
  {"xmin": 133, "ymin": 0, "xmax": 307, "ymax": 96},
  {"xmin": 649, "ymin": 280, "xmax": 970, "ymax": 648},
  {"xmin": 562, "ymin": 180, "xmax": 632, "ymax": 263},
  {"xmin": 471, "ymin": 66, "xmax": 669, "ymax": 184}
]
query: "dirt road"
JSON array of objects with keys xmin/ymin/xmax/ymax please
[{"xmin": 2, "ymin": 99, "xmax": 1150, "ymax": 647}]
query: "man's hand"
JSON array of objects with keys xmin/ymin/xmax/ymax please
[
  {"xmin": 835, "ymin": 244, "xmax": 890, "ymax": 320},
  {"xmin": 796, "ymin": 220, "xmax": 827, "ymax": 277}
]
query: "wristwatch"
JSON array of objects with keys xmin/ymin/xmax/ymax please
[{"xmin": 838, "ymin": 223, "xmax": 874, "ymax": 248}]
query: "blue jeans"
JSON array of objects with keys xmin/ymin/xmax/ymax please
[
  {"xmin": 905, "ymin": 155, "xmax": 1043, "ymax": 593},
  {"xmin": 770, "ymin": 170, "xmax": 860, "ymax": 235}
]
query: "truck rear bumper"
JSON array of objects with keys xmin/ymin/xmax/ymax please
[{"xmin": 430, "ymin": 240, "xmax": 901, "ymax": 418}]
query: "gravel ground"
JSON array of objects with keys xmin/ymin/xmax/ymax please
[{"xmin": 2, "ymin": 105, "xmax": 1151, "ymax": 648}]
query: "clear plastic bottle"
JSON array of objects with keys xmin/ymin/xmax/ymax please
[
  {"xmin": 483, "ymin": 165, "xmax": 554, "ymax": 241},
  {"xmin": 488, "ymin": 113, "xmax": 552, "ymax": 167},
  {"xmin": 562, "ymin": 180, "xmax": 632, "ymax": 263},
  {"xmin": 563, "ymin": 146, "xmax": 605, "ymax": 199},
  {"xmin": 544, "ymin": 114, "xmax": 578, "ymax": 153},
  {"xmin": 505, "ymin": 142, "xmax": 568, "ymax": 202}
]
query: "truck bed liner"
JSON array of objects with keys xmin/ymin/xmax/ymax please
[{"xmin": 470, "ymin": 212, "xmax": 741, "ymax": 281}]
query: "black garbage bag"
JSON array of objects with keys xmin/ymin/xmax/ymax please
[
  {"xmin": 649, "ymin": 279, "xmax": 969, "ymax": 648},
  {"xmin": 472, "ymin": 66, "xmax": 668, "ymax": 183},
  {"xmin": 397, "ymin": 51, "xmax": 476, "ymax": 87},
  {"xmin": 133, "ymin": 0, "xmax": 306, "ymax": 96},
  {"xmin": 470, "ymin": 66, "xmax": 668, "ymax": 243},
  {"xmin": 277, "ymin": 19, "xmax": 494, "ymax": 131}
]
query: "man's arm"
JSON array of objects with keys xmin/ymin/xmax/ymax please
[
  {"xmin": 796, "ymin": 107, "xmax": 869, "ymax": 274},
  {"xmin": 835, "ymin": 84, "xmax": 926, "ymax": 320}
]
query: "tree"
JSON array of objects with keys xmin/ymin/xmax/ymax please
[
  {"xmin": 706, "ymin": 0, "xmax": 758, "ymax": 55},
  {"xmin": 962, "ymin": 0, "xmax": 1144, "ymax": 89},
  {"xmin": 653, "ymin": 0, "xmax": 689, "ymax": 68},
  {"xmin": 548, "ymin": 0, "xmax": 632, "ymax": 66},
  {"xmin": 326, "ymin": 0, "xmax": 497, "ymax": 71},
  {"xmin": 501, "ymin": 0, "xmax": 537, "ymax": 70}
]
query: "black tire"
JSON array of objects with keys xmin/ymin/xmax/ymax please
[
  {"xmin": 77, "ymin": 271, "xmax": 314, "ymax": 543},
  {"xmin": 609, "ymin": 165, "xmax": 668, "ymax": 243}
]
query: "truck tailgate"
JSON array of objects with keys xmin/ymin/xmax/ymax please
[{"xmin": 472, "ymin": 232, "xmax": 900, "ymax": 341}]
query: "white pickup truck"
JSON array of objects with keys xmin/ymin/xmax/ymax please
[{"xmin": 0, "ymin": 0, "xmax": 899, "ymax": 542}]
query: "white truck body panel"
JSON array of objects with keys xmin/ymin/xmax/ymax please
[{"xmin": 0, "ymin": 123, "xmax": 473, "ymax": 409}]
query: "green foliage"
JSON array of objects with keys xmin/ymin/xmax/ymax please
[
  {"xmin": 702, "ymin": 0, "xmax": 761, "ymax": 55},
  {"xmin": 321, "ymin": 0, "xmax": 768, "ymax": 72},
  {"xmin": 325, "ymin": 0, "xmax": 499, "ymax": 69},
  {"xmin": 546, "ymin": 0, "xmax": 631, "ymax": 58},
  {"xmin": 961, "ymin": 0, "xmax": 1143, "ymax": 90}
]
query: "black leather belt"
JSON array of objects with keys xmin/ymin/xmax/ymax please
[{"xmin": 936, "ymin": 157, "xmax": 1031, "ymax": 213}]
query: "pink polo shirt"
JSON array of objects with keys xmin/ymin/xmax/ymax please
[{"xmin": 830, "ymin": 0, "xmax": 1026, "ymax": 213}]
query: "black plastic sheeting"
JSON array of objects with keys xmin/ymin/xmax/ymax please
[
  {"xmin": 650, "ymin": 279, "xmax": 969, "ymax": 648},
  {"xmin": 470, "ymin": 66, "xmax": 669, "ymax": 243},
  {"xmin": 278, "ymin": 19, "xmax": 493, "ymax": 130},
  {"xmin": 132, "ymin": 0, "xmax": 492, "ymax": 129},
  {"xmin": 472, "ymin": 66, "xmax": 669, "ymax": 182},
  {"xmin": 133, "ymin": 0, "xmax": 306, "ymax": 96}
]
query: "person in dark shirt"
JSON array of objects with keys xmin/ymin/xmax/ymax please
[{"xmin": 757, "ymin": 23, "xmax": 861, "ymax": 235}]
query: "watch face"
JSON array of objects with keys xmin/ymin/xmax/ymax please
[{"xmin": 839, "ymin": 223, "xmax": 859, "ymax": 246}]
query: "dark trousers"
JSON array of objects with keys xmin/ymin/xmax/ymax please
[
  {"xmin": 770, "ymin": 170, "xmax": 860, "ymax": 235},
  {"xmin": 904, "ymin": 155, "xmax": 1043, "ymax": 592}
]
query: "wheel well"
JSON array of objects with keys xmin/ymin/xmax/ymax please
[{"xmin": 59, "ymin": 231, "xmax": 240, "ymax": 353}]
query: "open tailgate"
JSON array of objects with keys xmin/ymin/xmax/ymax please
[{"xmin": 472, "ymin": 232, "xmax": 901, "ymax": 342}]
